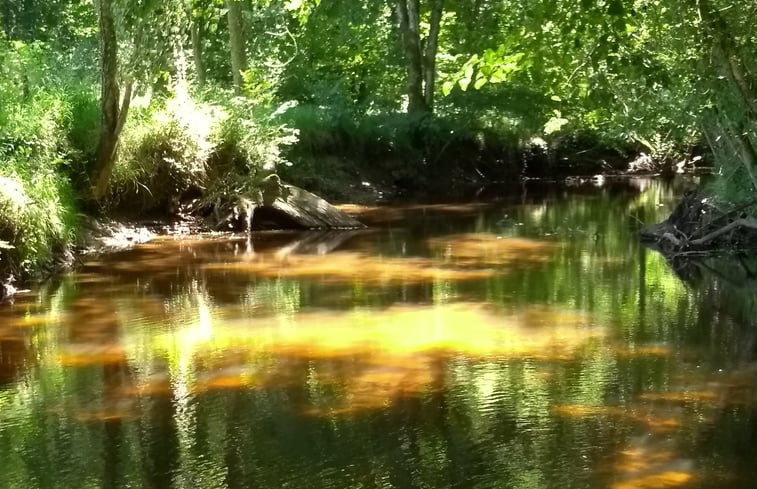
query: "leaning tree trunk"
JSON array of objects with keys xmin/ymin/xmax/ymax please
[
  {"xmin": 423, "ymin": 0, "xmax": 444, "ymax": 110},
  {"xmin": 92, "ymin": 0, "xmax": 131, "ymax": 201},
  {"xmin": 396, "ymin": 0, "xmax": 427, "ymax": 114},
  {"xmin": 226, "ymin": 0, "xmax": 247, "ymax": 94}
]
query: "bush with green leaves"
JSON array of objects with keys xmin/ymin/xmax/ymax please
[
  {"xmin": 0, "ymin": 111, "xmax": 78, "ymax": 276},
  {"xmin": 0, "ymin": 39, "xmax": 82, "ymax": 275},
  {"xmin": 0, "ymin": 167, "xmax": 77, "ymax": 275}
]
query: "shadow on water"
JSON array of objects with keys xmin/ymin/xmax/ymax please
[{"xmin": 0, "ymin": 177, "xmax": 756, "ymax": 488}]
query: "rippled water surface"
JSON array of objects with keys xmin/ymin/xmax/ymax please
[{"xmin": 1, "ymin": 178, "xmax": 756, "ymax": 489}]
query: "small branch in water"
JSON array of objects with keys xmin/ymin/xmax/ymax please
[{"xmin": 690, "ymin": 218, "xmax": 757, "ymax": 246}]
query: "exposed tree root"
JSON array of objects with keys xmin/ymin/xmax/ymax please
[{"xmin": 641, "ymin": 191, "xmax": 757, "ymax": 254}]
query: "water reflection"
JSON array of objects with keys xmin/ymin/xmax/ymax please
[{"xmin": 1, "ymin": 178, "xmax": 756, "ymax": 488}]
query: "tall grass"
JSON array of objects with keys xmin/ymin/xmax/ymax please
[
  {"xmin": 0, "ymin": 37, "xmax": 103, "ymax": 277},
  {"xmin": 0, "ymin": 89, "xmax": 81, "ymax": 275}
]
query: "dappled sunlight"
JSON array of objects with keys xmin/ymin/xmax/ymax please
[
  {"xmin": 2, "ymin": 180, "xmax": 756, "ymax": 488},
  {"xmin": 639, "ymin": 371, "xmax": 757, "ymax": 408},
  {"xmin": 204, "ymin": 251, "xmax": 497, "ymax": 284},
  {"xmin": 0, "ymin": 314, "xmax": 53, "ymax": 329},
  {"xmin": 193, "ymin": 368, "xmax": 259, "ymax": 393},
  {"xmin": 638, "ymin": 391, "xmax": 720, "ymax": 404},
  {"xmin": 427, "ymin": 233, "xmax": 558, "ymax": 266},
  {"xmin": 615, "ymin": 345, "xmax": 674, "ymax": 357},
  {"xmin": 177, "ymin": 303, "xmax": 601, "ymax": 361},
  {"xmin": 551, "ymin": 405, "xmax": 682, "ymax": 432},
  {"xmin": 611, "ymin": 471, "xmax": 693, "ymax": 489},
  {"xmin": 74, "ymin": 407, "xmax": 138, "ymax": 423},
  {"xmin": 117, "ymin": 373, "xmax": 172, "ymax": 397},
  {"xmin": 609, "ymin": 438, "xmax": 694, "ymax": 489},
  {"xmin": 59, "ymin": 344, "xmax": 127, "ymax": 367},
  {"xmin": 146, "ymin": 303, "xmax": 603, "ymax": 413}
]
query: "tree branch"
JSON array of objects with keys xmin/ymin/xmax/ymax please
[{"xmin": 690, "ymin": 218, "xmax": 757, "ymax": 246}]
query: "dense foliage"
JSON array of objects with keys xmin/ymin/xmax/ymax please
[{"xmin": 0, "ymin": 0, "xmax": 756, "ymax": 278}]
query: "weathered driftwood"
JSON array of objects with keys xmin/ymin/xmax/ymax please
[
  {"xmin": 212, "ymin": 176, "xmax": 365, "ymax": 231},
  {"xmin": 641, "ymin": 190, "xmax": 757, "ymax": 253},
  {"xmin": 264, "ymin": 185, "xmax": 365, "ymax": 230}
]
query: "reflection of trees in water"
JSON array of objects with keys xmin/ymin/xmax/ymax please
[{"xmin": 3, "ymin": 178, "xmax": 757, "ymax": 487}]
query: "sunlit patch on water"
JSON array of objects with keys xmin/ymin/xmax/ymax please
[
  {"xmin": 337, "ymin": 203, "xmax": 492, "ymax": 226},
  {"xmin": 203, "ymin": 251, "xmax": 498, "ymax": 283},
  {"xmin": 638, "ymin": 391, "xmax": 720, "ymax": 404},
  {"xmin": 427, "ymin": 233, "xmax": 558, "ymax": 266},
  {"xmin": 615, "ymin": 344, "xmax": 674, "ymax": 357},
  {"xmin": 550, "ymin": 405, "xmax": 682, "ymax": 432},
  {"xmin": 609, "ymin": 437, "xmax": 694, "ymax": 489},
  {"xmin": 151, "ymin": 303, "xmax": 603, "ymax": 413},
  {"xmin": 167, "ymin": 303, "xmax": 600, "ymax": 361},
  {"xmin": 611, "ymin": 469, "xmax": 694, "ymax": 489},
  {"xmin": 59, "ymin": 344, "xmax": 127, "ymax": 366}
]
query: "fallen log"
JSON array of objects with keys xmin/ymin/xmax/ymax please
[
  {"xmin": 209, "ymin": 175, "xmax": 366, "ymax": 231},
  {"xmin": 263, "ymin": 185, "xmax": 366, "ymax": 230}
]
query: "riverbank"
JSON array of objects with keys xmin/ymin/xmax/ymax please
[
  {"xmin": 0, "ymin": 216, "xmax": 194, "ymax": 300},
  {"xmin": 1, "ymin": 172, "xmax": 680, "ymax": 301}
]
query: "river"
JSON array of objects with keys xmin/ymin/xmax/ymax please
[{"xmin": 1, "ymin": 177, "xmax": 755, "ymax": 489}]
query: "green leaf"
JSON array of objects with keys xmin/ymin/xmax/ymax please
[
  {"xmin": 544, "ymin": 111, "xmax": 569, "ymax": 135},
  {"xmin": 442, "ymin": 80, "xmax": 455, "ymax": 96},
  {"xmin": 474, "ymin": 74, "xmax": 487, "ymax": 90},
  {"xmin": 285, "ymin": 0, "xmax": 303, "ymax": 11}
]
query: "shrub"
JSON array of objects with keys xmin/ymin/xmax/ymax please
[
  {"xmin": 0, "ymin": 167, "xmax": 77, "ymax": 275},
  {"xmin": 108, "ymin": 97, "xmax": 215, "ymax": 212},
  {"xmin": 201, "ymin": 94, "xmax": 298, "ymax": 208},
  {"xmin": 0, "ymin": 64, "xmax": 79, "ymax": 275}
]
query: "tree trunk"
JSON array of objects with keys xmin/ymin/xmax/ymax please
[
  {"xmin": 191, "ymin": 22, "xmax": 206, "ymax": 87},
  {"xmin": 92, "ymin": 0, "xmax": 129, "ymax": 201},
  {"xmin": 423, "ymin": 0, "xmax": 444, "ymax": 110},
  {"xmin": 226, "ymin": 0, "xmax": 247, "ymax": 94},
  {"xmin": 396, "ymin": 0, "xmax": 427, "ymax": 113}
]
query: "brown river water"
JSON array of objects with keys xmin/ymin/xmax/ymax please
[{"xmin": 1, "ymin": 177, "xmax": 756, "ymax": 489}]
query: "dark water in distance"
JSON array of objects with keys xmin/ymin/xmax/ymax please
[{"xmin": 1, "ymin": 177, "xmax": 756, "ymax": 489}]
